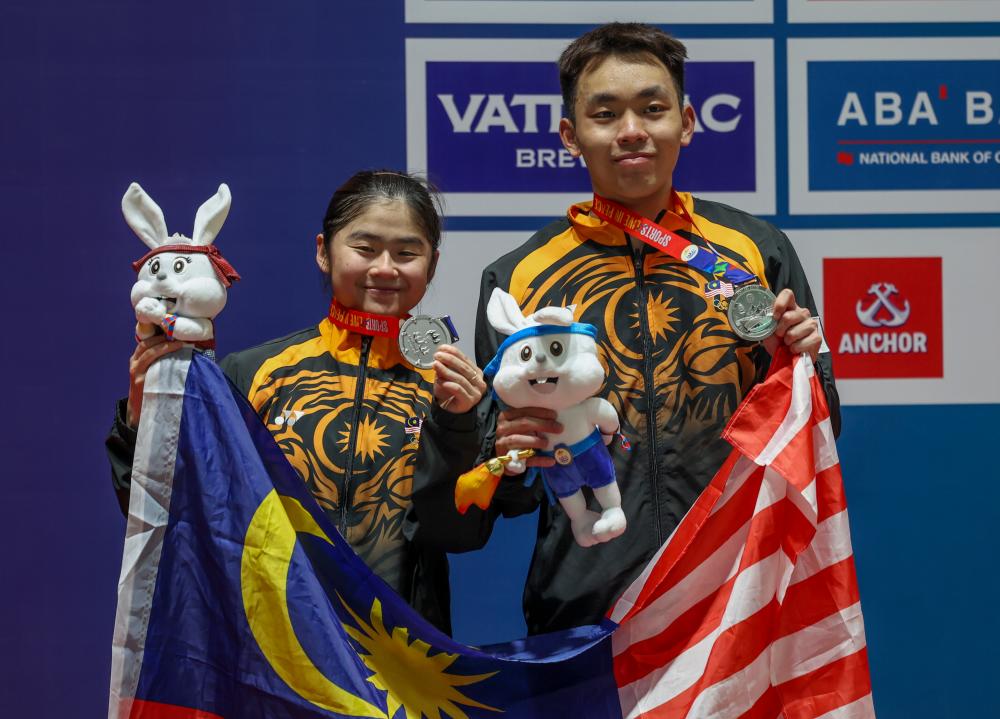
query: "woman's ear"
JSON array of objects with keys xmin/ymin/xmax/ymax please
[
  {"xmin": 427, "ymin": 248, "xmax": 440, "ymax": 283},
  {"xmin": 315, "ymin": 233, "xmax": 330, "ymax": 273}
]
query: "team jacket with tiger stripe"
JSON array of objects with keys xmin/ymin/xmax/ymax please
[
  {"xmin": 411, "ymin": 192, "xmax": 840, "ymax": 636},
  {"xmin": 107, "ymin": 318, "xmax": 486, "ymax": 635}
]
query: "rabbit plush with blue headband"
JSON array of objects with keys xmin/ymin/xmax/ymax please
[{"xmin": 484, "ymin": 288, "xmax": 627, "ymax": 547}]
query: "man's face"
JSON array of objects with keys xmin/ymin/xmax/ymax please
[{"xmin": 560, "ymin": 54, "xmax": 695, "ymax": 213}]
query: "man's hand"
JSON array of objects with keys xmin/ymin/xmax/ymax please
[
  {"xmin": 495, "ymin": 406, "xmax": 562, "ymax": 473},
  {"xmin": 763, "ymin": 288, "xmax": 822, "ymax": 360},
  {"xmin": 126, "ymin": 335, "xmax": 186, "ymax": 427},
  {"xmin": 432, "ymin": 345, "xmax": 487, "ymax": 414}
]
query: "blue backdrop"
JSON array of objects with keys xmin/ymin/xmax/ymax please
[{"xmin": 2, "ymin": 1, "xmax": 997, "ymax": 716}]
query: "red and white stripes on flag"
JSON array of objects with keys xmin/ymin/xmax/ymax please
[{"xmin": 609, "ymin": 350, "xmax": 873, "ymax": 719}]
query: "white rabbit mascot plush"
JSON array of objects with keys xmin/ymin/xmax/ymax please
[
  {"xmin": 124, "ymin": 182, "xmax": 240, "ymax": 350},
  {"xmin": 483, "ymin": 288, "xmax": 627, "ymax": 547}
]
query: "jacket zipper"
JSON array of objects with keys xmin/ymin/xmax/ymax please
[
  {"xmin": 630, "ymin": 239, "xmax": 664, "ymax": 547},
  {"xmin": 340, "ymin": 334, "xmax": 371, "ymax": 536}
]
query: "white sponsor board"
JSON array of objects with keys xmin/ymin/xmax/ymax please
[
  {"xmin": 788, "ymin": 38, "xmax": 1000, "ymax": 215},
  {"xmin": 407, "ymin": 38, "xmax": 776, "ymax": 216},
  {"xmin": 790, "ymin": 227, "xmax": 1000, "ymax": 406},
  {"xmin": 406, "ymin": 0, "xmax": 773, "ymax": 24},
  {"xmin": 789, "ymin": 0, "xmax": 1000, "ymax": 24}
]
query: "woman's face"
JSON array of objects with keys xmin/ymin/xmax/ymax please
[{"xmin": 317, "ymin": 199, "xmax": 438, "ymax": 316}]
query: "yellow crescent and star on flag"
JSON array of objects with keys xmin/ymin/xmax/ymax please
[{"xmin": 239, "ymin": 489, "xmax": 501, "ymax": 719}]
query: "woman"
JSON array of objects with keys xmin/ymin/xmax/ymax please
[{"xmin": 106, "ymin": 170, "xmax": 487, "ymax": 634}]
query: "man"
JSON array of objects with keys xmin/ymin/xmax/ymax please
[{"xmin": 410, "ymin": 23, "xmax": 838, "ymax": 636}]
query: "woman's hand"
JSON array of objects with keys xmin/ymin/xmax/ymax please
[
  {"xmin": 432, "ymin": 345, "xmax": 487, "ymax": 414},
  {"xmin": 126, "ymin": 335, "xmax": 186, "ymax": 427}
]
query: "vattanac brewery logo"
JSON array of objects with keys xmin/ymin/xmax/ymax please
[
  {"xmin": 823, "ymin": 257, "xmax": 943, "ymax": 379},
  {"xmin": 808, "ymin": 60, "xmax": 1000, "ymax": 191},
  {"xmin": 425, "ymin": 60, "xmax": 757, "ymax": 193}
]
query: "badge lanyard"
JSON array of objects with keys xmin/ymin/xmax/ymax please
[
  {"xmin": 591, "ymin": 192, "xmax": 759, "ymax": 306},
  {"xmin": 327, "ymin": 297, "xmax": 401, "ymax": 338},
  {"xmin": 591, "ymin": 192, "xmax": 778, "ymax": 341}
]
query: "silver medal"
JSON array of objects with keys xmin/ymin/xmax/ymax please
[
  {"xmin": 727, "ymin": 284, "xmax": 777, "ymax": 342},
  {"xmin": 398, "ymin": 315, "xmax": 454, "ymax": 369}
]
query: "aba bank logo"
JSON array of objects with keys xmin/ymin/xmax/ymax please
[
  {"xmin": 823, "ymin": 257, "xmax": 942, "ymax": 379},
  {"xmin": 808, "ymin": 59, "xmax": 1000, "ymax": 192},
  {"xmin": 424, "ymin": 60, "xmax": 757, "ymax": 194}
]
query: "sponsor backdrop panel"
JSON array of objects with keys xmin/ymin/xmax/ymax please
[
  {"xmin": 789, "ymin": 228, "xmax": 1000, "ymax": 405},
  {"xmin": 6, "ymin": 1, "xmax": 1000, "ymax": 716},
  {"xmin": 407, "ymin": 38, "xmax": 775, "ymax": 216},
  {"xmin": 788, "ymin": 38, "xmax": 1000, "ymax": 215},
  {"xmin": 405, "ymin": 0, "xmax": 774, "ymax": 24},
  {"xmin": 789, "ymin": 0, "xmax": 1000, "ymax": 24}
]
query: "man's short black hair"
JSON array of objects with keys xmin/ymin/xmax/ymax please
[{"xmin": 558, "ymin": 23, "xmax": 688, "ymax": 123}]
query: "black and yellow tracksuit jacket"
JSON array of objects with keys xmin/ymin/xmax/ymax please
[
  {"xmin": 409, "ymin": 192, "xmax": 840, "ymax": 636},
  {"xmin": 107, "ymin": 318, "xmax": 483, "ymax": 634}
]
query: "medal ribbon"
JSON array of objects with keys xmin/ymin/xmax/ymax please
[
  {"xmin": 327, "ymin": 297, "xmax": 401, "ymax": 338},
  {"xmin": 591, "ymin": 193, "xmax": 756, "ymax": 285}
]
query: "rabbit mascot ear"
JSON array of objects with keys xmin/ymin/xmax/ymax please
[
  {"xmin": 122, "ymin": 182, "xmax": 169, "ymax": 249},
  {"xmin": 125, "ymin": 183, "xmax": 240, "ymax": 352},
  {"xmin": 192, "ymin": 184, "xmax": 231, "ymax": 247},
  {"xmin": 485, "ymin": 287, "xmax": 533, "ymax": 336},
  {"xmin": 457, "ymin": 288, "xmax": 629, "ymax": 547}
]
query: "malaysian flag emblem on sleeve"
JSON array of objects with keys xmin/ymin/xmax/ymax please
[{"xmin": 110, "ymin": 348, "xmax": 873, "ymax": 718}]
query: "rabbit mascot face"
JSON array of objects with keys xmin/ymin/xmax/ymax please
[
  {"xmin": 484, "ymin": 288, "xmax": 627, "ymax": 547},
  {"xmin": 124, "ymin": 182, "xmax": 240, "ymax": 349}
]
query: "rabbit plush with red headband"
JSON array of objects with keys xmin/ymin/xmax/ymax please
[{"xmin": 124, "ymin": 182, "xmax": 240, "ymax": 348}]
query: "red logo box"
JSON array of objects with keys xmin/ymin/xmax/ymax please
[{"xmin": 823, "ymin": 257, "xmax": 942, "ymax": 379}]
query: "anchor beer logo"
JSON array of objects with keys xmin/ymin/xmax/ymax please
[
  {"xmin": 824, "ymin": 257, "xmax": 942, "ymax": 379},
  {"xmin": 856, "ymin": 283, "xmax": 911, "ymax": 328}
]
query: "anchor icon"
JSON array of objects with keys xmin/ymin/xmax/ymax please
[{"xmin": 855, "ymin": 282, "xmax": 911, "ymax": 328}]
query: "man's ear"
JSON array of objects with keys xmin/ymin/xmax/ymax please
[
  {"xmin": 315, "ymin": 233, "xmax": 330, "ymax": 273},
  {"xmin": 559, "ymin": 117, "xmax": 581, "ymax": 157},
  {"xmin": 427, "ymin": 248, "xmax": 439, "ymax": 284},
  {"xmin": 680, "ymin": 104, "xmax": 696, "ymax": 147}
]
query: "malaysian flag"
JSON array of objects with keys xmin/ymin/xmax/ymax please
[
  {"xmin": 110, "ymin": 349, "xmax": 871, "ymax": 718},
  {"xmin": 610, "ymin": 349, "xmax": 872, "ymax": 718},
  {"xmin": 704, "ymin": 280, "xmax": 735, "ymax": 299}
]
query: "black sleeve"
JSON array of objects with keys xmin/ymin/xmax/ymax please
[
  {"xmin": 105, "ymin": 398, "xmax": 136, "ymax": 516},
  {"xmin": 764, "ymin": 230, "xmax": 842, "ymax": 437},
  {"xmin": 475, "ymin": 265, "xmax": 505, "ymax": 368}
]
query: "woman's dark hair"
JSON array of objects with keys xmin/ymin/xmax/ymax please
[
  {"xmin": 321, "ymin": 170, "xmax": 442, "ymax": 252},
  {"xmin": 558, "ymin": 23, "xmax": 688, "ymax": 123}
]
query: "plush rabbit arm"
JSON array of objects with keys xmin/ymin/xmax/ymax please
[
  {"xmin": 192, "ymin": 183, "xmax": 232, "ymax": 246},
  {"xmin": 586, "ymin": 397, "xmax": 620, "ymax": 435},
  {"xmin": 122, "ymin": 182, "xmax": 169, "ymax": 249}
]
